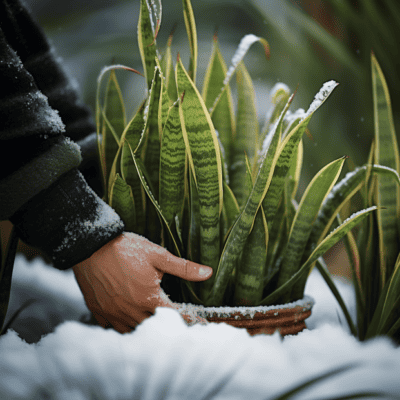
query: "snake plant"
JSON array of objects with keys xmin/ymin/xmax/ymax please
[
  {"xmin": 96, "ymin": 0, "xmax": 377, "ymax": 307},
  {"xmin": 314, "ymin": 54, "xmax": 400, "ymax": 343}
]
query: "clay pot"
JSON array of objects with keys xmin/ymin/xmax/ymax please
[{"xmin": 177, "ymin": 295, "xmax": 314, "ymax": 337}]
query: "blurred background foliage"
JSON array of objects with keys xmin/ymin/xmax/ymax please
[{"xmin": 27, "ymin": 0, "xmax": 400, "ymax": 184}]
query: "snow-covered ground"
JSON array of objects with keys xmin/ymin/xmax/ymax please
[{"xmin": 0, "ymin": 255, "xmax": 399, "ymax": 400}]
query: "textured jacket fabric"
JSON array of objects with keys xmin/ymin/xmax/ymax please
[{"xmin": 0, "ymin": 0, "xmax": 124, "ymax": 269}]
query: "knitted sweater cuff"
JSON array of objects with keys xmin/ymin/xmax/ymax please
[{"xmin": 10, "ymin": 168, "xmax": 125, "ymax": 269}]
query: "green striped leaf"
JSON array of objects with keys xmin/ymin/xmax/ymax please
[
  {"xmin": 263, "ymin": 81, "xmax": 339, "ymax": 224},
  {"xmin": 372, "ymin": 53, "xmax": 400, "ymax": 277},
  {"xmin": 304, "ymin": 166, "xmax": 368, "ymax": 261},
  {"xmin": 138, "ymin": 0, "xmax": 158, "ymax": 89},
  {"xmin": 158, "ymin": 61, "xmax": 171, "ymax": 134},
  {"xmin": 110, "ymin": 174, "xmax": 136, "ymax": 232},
  {"xmin": 121, "ymin": 109, "xmax": 146, "ymax": 235},
  {"xmin": 188, "ymin": 169, "xmax": 201, "ymax": 264},
  {"xmin": 221, "ymin": 182, "xmax": 240, "ymax": 241},
  {"xmin": 161, "ymin": 29, "xmax": 178, "ymax": 102},
  {"xmin": 277, "ymin": 156, "xmax": 347, "ymax": 300},
  {"xmin": 371, "ymin": 254, "xmax": 400, "ymax": 336},
  {"xmin": 261, "ymin": 206, "xmax": 378, "ymax": 306},
  {"xmin": 128, "ymin": 144, "xmax": 181, "ymax": 257},
  {"xmin": 159, "ymin": 102, "xmax": 186, "ymax": 225},
  {"xmin": 95, "ymin": 65, "xmax": 143, "ymax": 197},
  {"xmin": 260, "ymin": 83, "xmax": 290, "ymax": 144},
  {"xmin": 230, "ymin": 62, "xmax": 259, "ymax": 207},
  {"xmin": 101, "ymin": 70, "xmax": 126, "ymax": 198},
  {"xmin": 176, "ymin": 57, "xmax": 223, "ymax": 294},
  {"xmin": 182, "ymin": 0, "xmax": 198, "ymax": 84},
  {"xmin": 233, "ymin": 208, "xmax": 268, "ymax": 306},
  {"xmin": 206, "ymin": 106, "xmax": 282, "ymax": 306},
  {"xmin": 202, "ymin": 36, "xmax": 236, "ymax": 168},
  {"xmin": 143, "ymin": 66, "xmax": 163, "ymax": 201},
  {"xmin": 209, "ymin": 34, "xmax": 270, "ymax": 115}
]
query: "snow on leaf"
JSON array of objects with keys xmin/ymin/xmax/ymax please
[{"xmin": 304, "ymin": 80, "xmax": 339, "ymax": 119}]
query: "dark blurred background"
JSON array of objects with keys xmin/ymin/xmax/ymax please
[{"xmin": 3, "ymin": 0, "xmax": 399, "ymax": 277}]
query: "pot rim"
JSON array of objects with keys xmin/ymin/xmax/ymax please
[{"xmin": 176, "ymin": 295, "xmax": 314, "ymax": 319}]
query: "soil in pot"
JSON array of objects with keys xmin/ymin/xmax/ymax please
[{"xmin": 177, "ymin": 296, "xmax": 314, "ymax": 337}]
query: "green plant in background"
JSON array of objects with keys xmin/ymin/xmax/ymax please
[
  {"xmin": 97, "ymin": 0, "xmax": 377, "ymax": 307},
  {"xmin": 309, "ymin": 54, "xmax": 400, "ymax": 344}
]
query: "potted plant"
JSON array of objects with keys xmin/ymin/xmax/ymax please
[{"xmin": 95, "ymin": 0, "xmax": 377, "ymax": 336}]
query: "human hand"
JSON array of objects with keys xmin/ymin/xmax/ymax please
[{"xmin": 72, "ymin": 232, "xmax": 213, "ymax": 333}]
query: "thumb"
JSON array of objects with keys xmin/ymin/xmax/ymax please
[{"xmin": 152, "ymin": 251, "xmax": 213, "ymax": 282}]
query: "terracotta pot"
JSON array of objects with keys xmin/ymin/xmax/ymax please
[{"xmin": 177, "ymin": 295, "xmax": 314, "ymax": 337}]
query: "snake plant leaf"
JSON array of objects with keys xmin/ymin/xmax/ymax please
[
  {"xmin": 0, "ymin": 227, "xmax": 18, "ymax": 334},
  {"xmin": 121, "ymin": 108, "xmax": 147, "ymax": 235},
  {"xmin": 158, "ymin": 62, "xmax": 171, "ymax": 134},
  {"xmin": 95, "ymin": 65, "xmax": 143, "ymax": 196},
  {"xmin": 304, "ymin": 166, "xmax": 368, "ymax": 261},
  {"xmin": 367, "ymin": 253, "xmax": 400, "ymax": 338},
  {"xmin": 372, "ymin": 53, "xmax": 400, "ymax": 278},
  {"xmin": 143, "ymin": 66, "xmax": 163, "ymax": 200},
  {"xmin": 260, "ymin": 83, "xmax": 291, "ymax": 145},
  {"xmin": 277, "ymin": 156, "xmax": 347, "ymax": 294},
  {"xmin": 202, "ymin": 36, "xmax": 236, "ymax": 169},
  {"xmin": 161, "ymin": 28, "xmax": 178, "ymax": 102},
  {"xmin": 221, "ymin": 182, "xmax": 240, "ymax": 242},
  {"xmin": 100, "ymin": 70, "xmax": 126, "ymax": 199},
  {"xmin": 209, "ymin": 34, "xmax": 270, "ymax": 115},
  {"xmin": 138, "ymin": 0, "xmax": 158, "ymax": 89},
  {"xmin": 261, "ymin": 206, "xmax": 378, "ymax": 306},
  {"xmin": 110, "ymin": 173, "xmax": 136, "ymax": 232},
  {"xmin": 233, "ymin": 208, "xmax": 268, "ymax": 306},
  {"xmin": 315, "ymin": 256, "xmax": 358, "ymax": 337},
  {"xmin": 159, "ymin": 101, "xmax": 186, "ymax": 226},
  {"xmin": 232, "ymin": 155, "xmax": 268, "ymax": 306},
  {"xmin": 182, "ymin": 0, "xmax": 198, "ymax": 84},
  {"xmin": 264, "ymin": 192, "xmax": 287, "ymax": 285},
  {"xmin": 263, "ymin": 81, "xmax": 339, "ymax": 224},
  {"xmin": 207, "ymin": 105, "xmax": 282, "ymax": 306},
  {"xmin": 188, "ymin": 169, "xmax": 201, "ymax": 264},
  {"xmin": 128, "ymin": 144, "xmax": 181, "ymax": 257},
  {"xmin": 176, "ymin": 57, "xmax": 223, "ymax": 288},
  {"xmin": 230, "ymin": 62, "xmax": 260, "ymax": 207}
]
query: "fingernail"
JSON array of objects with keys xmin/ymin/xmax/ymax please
[{"xmin": 199, "ymin": 267, "xmax": 211, "ymax": 276}]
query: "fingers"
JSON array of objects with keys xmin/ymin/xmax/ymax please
[{"xmin": 151, "ymin": 252, "xmax": 213, "ymax": 282}]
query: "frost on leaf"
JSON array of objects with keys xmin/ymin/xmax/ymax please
[{"xmin": 304, "ymin": 80, "xmax": 339, "ymax": 119}]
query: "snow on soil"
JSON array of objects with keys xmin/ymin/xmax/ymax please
[{"xmin": 0, "ymin": 255, "xmax": 399, "ymax": 400}]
